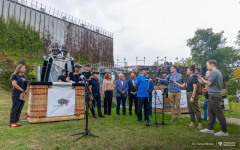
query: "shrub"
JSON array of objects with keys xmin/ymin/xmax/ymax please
[
  {"xmin": 0, "ymin": 52, "xmax": 36, "ymax": 91},
  {"xmin": 227, "ymin": 95, "xmax": 237, "ymax": 102},
  {"xmin": 226, "ymin": 78, "xmax": 240, "ymax": 95},
  {"xmin": 229, "ymin": 102, "xmax": 240, "ymax": 113}
]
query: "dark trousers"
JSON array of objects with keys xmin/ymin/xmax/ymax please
[
  {"xmin": 207, "ymin": 94, "xmax": 227, "ymax": 132},
  {"xmin": 137, "ymin": 97, "xmax": 149, "ymax": 121},
  {"xmin": 90, "ymin": 93, "xmax": 102, "ymax": 116},
  {"xmin": 129, "ymin": 94, "xmax": 138, "ymax": 115},
  {"xmin": 116, "ymin": 95, "xmax": 127, "ymax": 115},
  {"xmin": 104, "ymin": 91, "xmax": 113, "ymax": 115},
  {"xmin": 148, "ymin": 95, "xmax": 153, "ymax": 116},
  {"xmin": 10, "ymin": 93, "xmax": 25, "ymax": 124}
]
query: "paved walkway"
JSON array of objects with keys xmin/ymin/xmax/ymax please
[{"xmin": 181, "ymin": 114, "xmax": 240, "ymax": 125}]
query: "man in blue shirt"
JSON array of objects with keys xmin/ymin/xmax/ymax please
[
  {"xmin": 134, "ymin": 67, "xmax": 151, "ymax": 124},
  {"xmin": 89, "ymin": 72, "xmax": 104, "ymax": 118},
  {"xmin": 160, "ymin": 66, "xmax": 182, "ymax": 121}
]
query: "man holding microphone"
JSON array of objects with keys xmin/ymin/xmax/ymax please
[
  {"xmin": 134, "ymin": 67, "xmax": 151, "ymax": 124},
  {"xmin": 160, "ymin": 66, "xmax": 182, "ymax": 121}
]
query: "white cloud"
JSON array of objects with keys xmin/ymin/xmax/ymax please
[{"xmin": 37, "ymin": 0, "xmax": 240, "ymax": 65}]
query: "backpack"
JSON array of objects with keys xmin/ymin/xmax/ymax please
[{"xmin": 196, "ymin": 78, "xmax": 205, "ymax": 95}]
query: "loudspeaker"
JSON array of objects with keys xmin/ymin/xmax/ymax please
[
  {"xmin": 200, "ymin": 67, "xmax": 207, "ymax": 76},
  {"xmin": 44, "ymin": 57, "xmax": 53, "ymax": 82},
  {"xmin": 41, "ymin": 60, "xmax": 48, "ymax": 81}
]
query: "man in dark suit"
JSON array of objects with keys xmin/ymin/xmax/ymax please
[
  {"xmin": 115, "ymin": 73, "xmax": 128, "ymax": 116},
  {"xmin": 128, "ymin": 73, "xmax": 138, "ymax": 116}
]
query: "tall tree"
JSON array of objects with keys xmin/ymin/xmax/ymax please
[
  {"xmin": 187, "ymin": 28, "xmax": 226, "ymax": 66},
  {"xmin": 187, "ymin": 28, "xmax": 240, "ymax": 82}
]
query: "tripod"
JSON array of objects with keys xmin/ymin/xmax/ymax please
[{"xmin": 70, "ymin": 80, "xmax": 99, "ymax": 142}]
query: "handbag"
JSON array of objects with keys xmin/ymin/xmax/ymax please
[{"xmin": 19, "ymin": 92, "xmax": 27, "ymax": 101}]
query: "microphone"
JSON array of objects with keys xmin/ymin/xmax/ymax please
[{"xmin": 79, "ymin": 74, "xmax": 88, "ymax": 81}]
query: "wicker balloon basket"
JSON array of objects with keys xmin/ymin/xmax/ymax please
[{"xmin": 25, "ymin": 82, "xmax": 85, "ymax": 123}]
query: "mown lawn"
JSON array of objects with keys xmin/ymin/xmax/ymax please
[{"xmin": 0, "ymin": 88, "xmax": 239, "ymax": 150}]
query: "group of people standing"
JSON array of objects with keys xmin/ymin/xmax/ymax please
[
  {"xmin": 9, "ymin": 60, "xmax": 229, "ymax": 137},
  {"xmin": 159, "ymin": 60, "xmax": 228, "ymax": 136}
]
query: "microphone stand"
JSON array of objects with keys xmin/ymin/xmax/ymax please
[
  {"xmin": 70, "ymin": 78, "xmax": 99, "ymax": 142},
  {"xmin": 154, "ymin": 85, "xmax": 172, "ymax": 127}
]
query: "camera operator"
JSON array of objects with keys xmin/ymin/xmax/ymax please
[
  {"xmin": 82, "ymin": 64, "xmax": 92, "ymax": 81},
  {"xmin": 157, "ymin": 71, "xmax": 168, "ymax": 86},
  {"xmin": 160, "ymin": 66, "xmax": 182, "ymax": 121},
  {"xmin": 66, "ymin": 64, "xmax": 81, "ymax": 83},
  {"xmin": 146, "ymin": 74, "xmax": 154, "ymax": 116}
]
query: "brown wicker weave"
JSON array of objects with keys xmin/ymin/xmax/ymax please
[{"xmin": 26, "ymin": 84, "xmax": 85, "ymax": 123}]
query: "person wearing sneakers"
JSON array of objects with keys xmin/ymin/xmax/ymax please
[
  {"xmin": 173, "ymin": 65, "xmax": 203, "ymax": 128},
  {"xmin": 198, "ymin": 60, "xmax": 228, "ymax": 136},
  {"xmin": 134, "ymin": 67, "xmax": 151, "ymax": 124},
  {"xmin": 160, "ymin": 66, "xmax": 182, "ymax": 121},
  {"xmin": 89, "ymin": 72, "xmax": 104, "ymax": 118},
  {"xmin": 10, "ymin": 65, "xmax": 29, "ymax": 127}
]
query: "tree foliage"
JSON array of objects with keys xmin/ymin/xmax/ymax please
[
  {"xmin": 187, "ymin": 28, "xmax": 240, "ymax": 81},
  {"xmin": 226, "ymin": 78, "xmax": 240, "ymax": 95},
  {"xmin": 0, "ymin": 17, "xmax": 45, "ymax": 90},
  {"xmin": 234, "ymin": 65, "xmax": 240, "ymax": 81}
]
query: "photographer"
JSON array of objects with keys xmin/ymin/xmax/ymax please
[
  {"xmin": 160, "ymin": 66, "xmax": 182, "ymax": 121},
  {"xmin": 82, "ymin": 64, "xmax": 92, "ymax": 81},
  {"xmin": 66, "ymin": 64, "xmax": 81, "ymax": 83},
  {"xmin": 198, "ymin": 60, "xmax": 228, "ymax": 136},
  {"xmin": 173, "ymin": 65, "xmax": 203, "ymax": 128}
]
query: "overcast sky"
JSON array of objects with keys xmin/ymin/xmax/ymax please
[{"xmin": 37, "ymin": 0, "xmax": 240, "ymax": 66}]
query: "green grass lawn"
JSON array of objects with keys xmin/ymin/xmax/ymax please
[{"xmin": 0, "ymin": 88, "xmax": 239, "ymax": 150}]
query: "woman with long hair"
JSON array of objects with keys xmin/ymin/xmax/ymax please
[
  {"xmin": 9, "ymin": 65, "xmax": 29, "ymax": 127},
  {"xmin": 102, "ymin": 72, "xmax": 114, "ymax": 116},
  {"xmin": 173, "ymin": 65, "xmax": 203, "ymax": 129}
]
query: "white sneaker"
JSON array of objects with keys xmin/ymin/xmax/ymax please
[
  {"xmin": 200, "ymin": 128, "xmax": 214, "ymax": 134},
  {"xmin": 214, "ymin": 131, "xmax": 229, "ymax": 136}
]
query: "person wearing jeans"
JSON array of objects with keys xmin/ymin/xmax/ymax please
[
  {"xmin": 115, "ymin": 74, "xmax": 128, "ymax": 116},
  {"xmin": 102, "ymin": 72, "xmax": 114, "ymax": 116},
  {"xmin": 202, "ymin": 71, "xmax": 218, "ymax": 122},
  {"xmin": 146, "ymin": 74, "xmax": 154, "ymax": 116},
  {"xmin": 10, "ymin": 64, "xmax": 29, "ymax": 127},
  {"xmin": 89, "ymin": 72, "xmax": 104, "ymax": 118}
]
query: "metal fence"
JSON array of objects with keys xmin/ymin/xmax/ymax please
[{"xmin": 0, "ymin": 0, "xmax": 114, "ymax": 64}]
